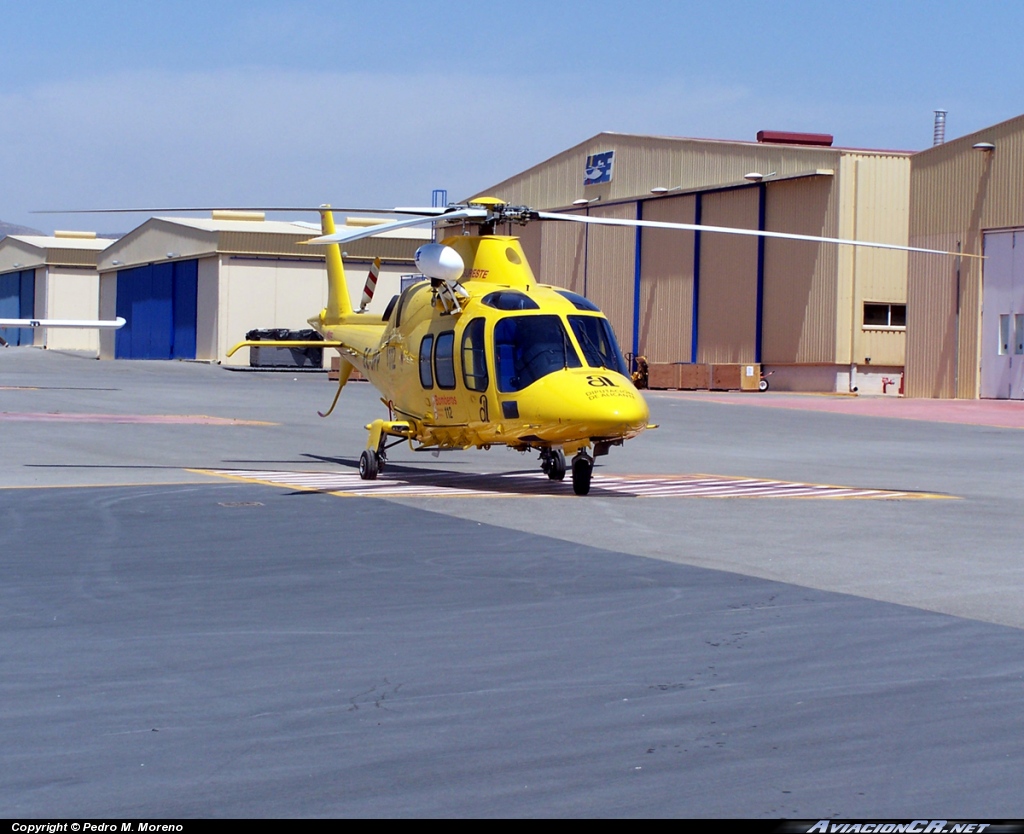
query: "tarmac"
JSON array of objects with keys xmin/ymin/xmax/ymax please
[{"xmin": 1, "ymin": 349, "xmax": 1023, "ymax": 818}]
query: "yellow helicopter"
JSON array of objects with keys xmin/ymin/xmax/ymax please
[
  {"xmin": 40, "ymin": 197, "xmax": 968, "ymax": 496},
  {"xmin": 222, "ymin": 196, "xmax": 971, "ymax": 496},
  {"xmin": 229, "ymin": 199, "xmax": 650, "ymax": 495}
]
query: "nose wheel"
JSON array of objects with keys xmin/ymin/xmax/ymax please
[
  {"xmin": 539, "ymin": 448, "xmax": 566, "ymax": 481},
  {"xmin": 358, "ymin": 449, "xmax": 384, "ymax": 480},
  {"xmin": 570, "ymin": 451, "xmax": 593, "ymax": 496}
]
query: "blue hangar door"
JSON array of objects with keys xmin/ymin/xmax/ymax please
[
  {"xmin": 115, "ymin": 261, "xmax": 198, "ymax": 359},
  {"xmin": 0, "ymin": 269, "xmax": 36, "ymax": 346}
]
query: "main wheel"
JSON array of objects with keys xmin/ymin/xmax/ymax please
[
  {"xmin": 571, "ymin": 455, "xmax": 593, "ymax": 496},
  {"xmin": 758, "ymin": 378, "xmax": 769, "ymax": 392},
  {"xmin": 547, "ymin": 449, "xmax": 566, "ymax": 481},
  {"xmin": 358, "ymin": 449, "xmax": 379, "ymax": 480}
]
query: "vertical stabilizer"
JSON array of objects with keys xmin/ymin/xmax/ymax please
[{"xmin": 320, "ymin": 206, "xmax": 353, "ymax": 323}]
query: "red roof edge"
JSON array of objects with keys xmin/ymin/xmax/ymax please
[{"xmin": 757, "ymin": 130, "xmax": 834, "ymax": 147}]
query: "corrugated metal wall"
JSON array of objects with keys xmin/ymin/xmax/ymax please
[
  {"xmin": 638, "ymin": 194, "xmax": 695, "ymax": 362},
  {"xmin": 907, "ymin": 113, "xmax": 1024, "ymax": 397},
  {"xmin": 470, "ymin": 133, "xmax": 922, "ymax": 386},
  {"xmin": 584, "ymin": 202, "xmax": 638, "ymax": 352},
  {"xmin": 481, "ymin": 132, "xmax": 841, "ymax": 210},
  {"xmin": 837, "ymin": 154, "xmax": 911, "ymax": 368},
  {"xmin": 762, "ymin": 176, "xmax": 838, "ymax": 363},
  {"xmin": 697, "ymin": 188, "xmax": 759, "ymax": 364},
  {"xmin": 538, "ymin": 209, "xmax": 587, "ymax": 294}
]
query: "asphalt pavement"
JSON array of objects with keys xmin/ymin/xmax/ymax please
[{"xmin": 2, "ymin": 349, "xmax": 1022, "ymax": 818}]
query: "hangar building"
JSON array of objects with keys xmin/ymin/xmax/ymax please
[
  {"xmin": 471, "ymin": 131, "xmax": 915, "ymax": 393},
  {"xmin": 906, "ymin": 112, "xmax": 1024, "ymax": 400},
  {"xmin": 0, "ymin": 231, "xmax": 115, "ymax": 352},
  {"xmin": 97, "ymin": 211, "xmax": 427, "ymax": 365}
]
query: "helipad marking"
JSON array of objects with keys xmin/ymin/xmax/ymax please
[{"xmin": 192, "ymin": 468, "xmax": 950, "ymax": 500}]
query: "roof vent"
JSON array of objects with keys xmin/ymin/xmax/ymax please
[
  {"xmin": 756, "ymin": 130, "xmax": 834, "ymax": 147},
  {"xmin": 53, "ymin": 230, "xmax": 97, "ymax": 239},
  {"xmin": 211, "ymin": 210, "xmax": 265, "ymax": 221},
  {"xmin": 344, "ymin": 217, "xmax": 391, "ymax": 227}
]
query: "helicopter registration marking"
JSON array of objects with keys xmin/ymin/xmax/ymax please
[{"xmin": 192, "ymin": 469, "xmax": 950, "ymax": 500}]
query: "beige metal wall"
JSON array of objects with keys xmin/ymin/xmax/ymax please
[
  {"xmin": 762, "ymin": 176, "xmax": 839, "ymax": 364},
  {"xmin": 538, "ymin": 209, "xmax": 587, "ymax": 294},
  {"xmin": 906, "ymin": 113, "xmax": 1024, "ymax": 398},
  {"xmin": 196, "ymin": 256, "xmax": 219, "ymax": 362},
  {"xmin": 837, "ymin": 154, "xmax": 911, "ymax": 368},
  {"xmin": 514, "ymin": 223, "xmax": 543, "ymax": 280},
  {"xmin": 471, "ymin": 133, "xmax": 916, "ymax": 387},
  {"xmin": 637, "ymin": 194, "xmax": 695, "ymax": 362},
  {"xmin": 98, "ymin": 273, "xmax": 117, "ymax": 359},
  {"xmin": 218, "ymin": 257, "xmax": 328, "ymax": 366},
  {"xmin": 583, "ymin": 202, "xmax": 638, "ymax": 352},
  {"xmin": 697, "ymin": 188, "xmax": 760, "ymax": 364},
  {"xmin": 482, "ymin": 132, "xmax": 840, "ymax": 210},
  {"xmin": 38, "ymin": 267, "xmax": 101, "ymax": 352}
]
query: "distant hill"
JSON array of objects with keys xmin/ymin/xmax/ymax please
[
  {"xmin": 0, "ymin": 219, "xmax": 45, "ymax": 238},
  {"xmin": 0, "ymin": 220, "xmax": 126, "ymax": 241}
]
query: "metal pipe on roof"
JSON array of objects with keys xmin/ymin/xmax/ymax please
[{"xmin": 933, "ymin": 110, "xmax": 947, "ymax": 146}]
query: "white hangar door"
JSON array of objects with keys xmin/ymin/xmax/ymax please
[{"xmin": 981, "ymin": 230, "xmax": 1024, "ymax": 399}]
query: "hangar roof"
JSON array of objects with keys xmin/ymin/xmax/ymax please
[
  {"xmin": 98, "ymin": 214, "xmax": 428, "ymax": 272},
  {"xmin": 0, "ymin": 232, "xmax": 115, "ymax": 272}
]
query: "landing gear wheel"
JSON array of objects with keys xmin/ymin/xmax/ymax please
[
  {"xmin": 758, "ymin": 378, "xmax": 769, "ymax": 392},
  {"xmin": 547, "ymin": 450, "xmax": 566, "ymax": 481},
  {"xmin": 358, "ymin": 449, "xmax": 380, "ymax": 480},
  {"xmin": 571, "ymin": 454, "xmax": 593, "ymax": 496}
]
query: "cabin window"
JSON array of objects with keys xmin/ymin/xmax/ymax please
[
  {"xmin": 395, "ymin": 282, "xmax": 427, "ymax": 328},
  {"xmin": 419, "ymin": 334, "xmax": 434, "ymax": 388},
  {"xmin": 568, "ymin": 316, "xmax": 630, "ymax": 376},
  {"xmin": 461, "ymin": 317, "xmax": 489, "ymax": 392},
  {"xmin": 435, "ymin": 331, "xmax": 456, "ymax": 389},
  {"xmin": 556, "ymin": 289, "xmax": 600, "ymax": 312},
  {"xmin": 482, "ymin": 291, "xmax": 539, "ymax": 311},
  {"xmin": 493, "ymin": 315, "xmax": 581, "ymax": 393}
]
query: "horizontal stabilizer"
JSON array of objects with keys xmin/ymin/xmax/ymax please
[{"xmin": 226, "ymin": 339, "xmax": 346, "ymax": 358}]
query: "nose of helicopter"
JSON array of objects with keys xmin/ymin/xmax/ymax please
[{"xmin": 513, "ymin": 368, "xmax": 650, "ymax": 440}]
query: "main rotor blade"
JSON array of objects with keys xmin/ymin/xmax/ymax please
[
  {"xmin": 33, "ymin": 205, "xmax": 452, "ymax": 217},
  {"xmin": 536, "ymin": 211, "xmax": 978, "ymax": 258},
  {"xmin": 0, "ymin": 317, "xmax": 125, "ymax": 329},
  {"xmin": 303, "ymin": 208, "xmax": 487, "ymax": 245}
]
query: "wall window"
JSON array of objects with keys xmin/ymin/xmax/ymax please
[{"xmin": 864, "ymin": 303, "xmax": 907, "ymax": 329}]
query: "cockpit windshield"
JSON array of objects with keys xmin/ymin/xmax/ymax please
[
  {"xmin": 494, "ymin": 315, "xmax": 582, "ymax": 392},
  {"xmin": 568, "ymin": 316, "xmax": 630, "ymax": 377}
]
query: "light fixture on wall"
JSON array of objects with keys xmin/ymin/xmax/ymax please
[
  {"xmin": 744, "ymin": 171, "xmax": 776, "ymax": 182},
  {"xmin": 973, "ymin": 142, "xmax": 995, "ymax": 151},
  {"xmin": 572, "ymin": 196, "xmax": 602, "ymax": 206}
]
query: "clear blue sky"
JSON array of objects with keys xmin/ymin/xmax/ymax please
[{"xmin": 2, "ymin": 0, "xmax": 1020, "ymax": 230}]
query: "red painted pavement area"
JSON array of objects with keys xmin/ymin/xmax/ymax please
[
  {"xmin": 0, "ymin": 412, "xmax": 272, "ymax": 425},
  {"xmin": 658, "ymin": 391, "xmax": 1024, "ymax": 429}
]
